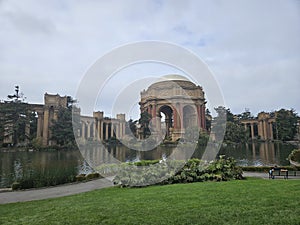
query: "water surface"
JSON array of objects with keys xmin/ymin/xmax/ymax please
[{"xmin": 0, "ymin": 142, "xmax": 295, "ymax": 188}]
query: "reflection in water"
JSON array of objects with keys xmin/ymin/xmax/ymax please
[
  {"xmin": 13, "ymin": 159, "xmax": 23, "ymax": 180},
  {"xmin": 80, "ymin": 144, "xmax": 197, "ymax": 169},
  {"xmin": 0, "ymin": 142, "xmax": 296, "ymax": 188},
  {"xmin": 218, "ymin": 142, "xmax": 295, "ymax": 166},
  {"xmin": 80, "ymin": 142, "xmax": 294, "ymax": 167},
  {"xmin": 0, "ymin": 150, "xmax": 84, "ymax": 188}
]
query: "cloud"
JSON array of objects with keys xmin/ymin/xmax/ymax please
[{"xmin": 0, "ymin": 0, "xmax": 299, "ymax": 118}]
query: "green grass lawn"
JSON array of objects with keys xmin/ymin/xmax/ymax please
[{"xmin": 0, "ymin": 178, "xmax": 299, "ymax": 225}]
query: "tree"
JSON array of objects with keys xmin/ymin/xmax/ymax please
[
  {"xmin": 224, "ymin": 121, "xmax": 247, "ymax": 143},
  {"xmin": 139, "ymin": 111, "xmax": 152, "ymax": 138},
  {"xmin": 275, "ymin": 109, "xmax": 298, "ymax": 141},
  {"xmin": 50, "ymin": 96, "xmax": 78, "ymax": 146},
  {"xmin": 213, "ymin": 106, "xmax": 247, "ymax": 143},
  {"xmin": 237, "ymin": 108, "xmax": 253, "ymax": 120},
  {"xmin": 0, "ymin": 86, "xmax": 35, "ymax": 146},
  {"xmin": 125, "ymin": 119, "xmax": 137, "ymax": 137},
  {"xmin": 50, "ymin": 107, "xmax": 75, "ymax": 146},
  {"xmin": 213, "ymin": 106, "xmax": 227, "ymax": 141},
  {"xmin": 205, "ymin": 109, "xmax": 212, "ymax": 131}
]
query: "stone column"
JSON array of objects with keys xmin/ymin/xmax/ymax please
[
  {"xmin": 173, "ymin": 108, "xmax": 177, "ymax": 129},
  {"xmin": 156, "ymin": 112, "xmax": 161, "ymax": 131},
  {"xmin": 179, "ymin": 104, "xmax": 183, "ymax": 130},
  {"xmin": 122, "ymin": 122, "xmax": 126, "ymax": 137},
  {"xmin": 244, "ymin": 123, "xmax": 247, "ymax": 131},
  {"xmin": 269, "ymin": 122, "xmax": 274, "ymax": 140},
  {"xmin": 93, "ymin": 121, "xmax": 96, "ymax": 140},
  {"xmin": 197, "ymin": 105, "xmax": 202, "ymax": 128},
  {"xmin": 97, "ymin": 120, "xmax": 103, "ymax": 140},
  {"xmin": 36, "ymin": 111, "xmax": 43, "ymax": 138},
  {"xmin": 152, "ymin": 104, "xmax": 156, "ymax": 128},
  {"xmin": 116, "ymin": 124, "xmax": 119, "ymax": 139},
  {"xmin": 81, "ymin": 122, "xmax": 86, "ymax": 139},
  {"xmin": 42, "ymin": 108, "xmax": 49, "ymax": 146},
  {"xmin": 119, "ymin": 123, "xmax": 122, "ymax": 139},
  {"xmin": 87, "ymin": 122, "xmax": 91, "ymax": 138},
  {"xmin": 250, "ymin": 123, "xmax": 255, "ymax": 139},
  {"xmin": 105, "ymin": 123, "xmax": 109, "ymax": 140},
  {"xmin": 53, "ymin": 109, "xmax": 58, "ymax": 121},
  {"xmin": 96, "ymin": 120, "xmax": 100, "ymax": 140},
  {"xmin": 258, "ymin": 121, "xmax": 263, "ymax": 140},
  {"xmin": 202, "ymin": 105, "xmax": 206, "ymax": 130},
  {"xmin": 100, "ymin": 121, "xmax": 103, "ymax": 140},
  {"xmin": 263, "ymin": 120, "xmax": 267, "ymax": 140},
  {"xmin": 111, "ymin": 123, "xmax": 114, "ymax": 138}
]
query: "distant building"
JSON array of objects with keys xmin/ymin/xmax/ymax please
[{"xmin": 240, "ymin": 112, "xmax": 275, "ymax": 141}]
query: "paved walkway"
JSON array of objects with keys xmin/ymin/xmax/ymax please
[
  {"xmin": 0, "ymin": 172, "xmax": 299, "ymax": 204},
  {"xmin": 243, "ymin": 171, "xmax": 300, "ymax": 179},
  {"xmin": 0, "ymin": 177, "xmax": 114, "ymax": 204},
  {"xmin": 243, "ymin": 171, "xmax": 269, "ymax": 179}
]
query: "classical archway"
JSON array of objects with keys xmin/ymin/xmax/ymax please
[
  {"xmin": 159, "ymin": 105, "xmax": 173, "ymax": 138},
  {"xmin": 139, "ymin": 75, "xmax": 206, "ymax": 141}
]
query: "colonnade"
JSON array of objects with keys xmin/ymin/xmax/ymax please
[
  {"xmin": 241, "ymin": 112, "xmax": 275, "ymax": 140},
  {"xmin": 35, "ymin": 106, "xmax": 60, "ymax": 146},
  {"xmin": 79, "ymin": 112, "xmax": 126, "ymax": 141}
]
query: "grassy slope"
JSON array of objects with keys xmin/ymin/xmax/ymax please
[{"xmin": 0, "ymin": 178, "xmax": 299, "ymax": 225}]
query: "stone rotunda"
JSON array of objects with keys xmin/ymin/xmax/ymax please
[{"xmin": 139, "ymin": 75, "xmax": 206, "ymax": 141}]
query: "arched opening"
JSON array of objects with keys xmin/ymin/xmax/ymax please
[{"xmin": 159, "ymin": 105, "xmax": 173, "ymax": 139}]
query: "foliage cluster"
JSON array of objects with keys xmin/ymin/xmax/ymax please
[
  {"xmin": 11, "ymin": 166, "xmax": 77, "ymax": 190},
  {"xmin": 275, "ymin": 109, "xmax": 298, "ymax": 141},
  {"xmin": 50, "ymin": 107, "xmax": 77, "ymax": 146},
  {"xmin": 75, "ymin": 172, "xmax": 101, "ymax": 182},
  {"xmin": 139, "ymin": 111, "xmax": 152, "ymax": 138},
  {"xmin": 288, "ymin": 149, "xmax": 300, "ymax": 163},
  {"xmin": 0, "ymin": 102, "xmax": 37, "ymax": 146},
  {"xmin": 112, "ymin": 156, "xmax": 243, "ymax": 187},
  {"xmin": 96, "ymin": 160, "xmax": 161, "ymax": 177}
]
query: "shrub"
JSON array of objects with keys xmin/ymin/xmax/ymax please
[
  {"xmin": 11, "ymin": 166, "xmax": 77, "ymax": 190},
  {"xmin": 85, "ymin": 172, "xmax": 100, "ymax": 180},
  {"xmin": 76, "ymin": 174, "xmax": 86, "ymax": 182},
  {"xmin": 288, "ymin": 149, "xmax": 300, "ymax": 163},
  {"xmin": 11, "ymin": 182, "xmax": 21, "ymax": 190},
  {"xmin": 113, "ymin": 156, "xmax": 243, "ymax": 187}
]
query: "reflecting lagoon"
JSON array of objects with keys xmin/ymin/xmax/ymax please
[{"xmin": 0, "ymin": 142, "xmax": 296, "ymax": 188}]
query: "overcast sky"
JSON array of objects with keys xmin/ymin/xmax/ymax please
[{"xmin": 0, "ymin": 0, "xmax": 299, "ymax": 119}]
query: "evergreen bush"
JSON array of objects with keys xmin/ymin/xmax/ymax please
[
  {"xmin": 288, "ymin": 149, "xmax": 300, "ymax": 163},
  {"xmin": 113, "ymin": 156, "xmax": 243, "ymax": 187}
]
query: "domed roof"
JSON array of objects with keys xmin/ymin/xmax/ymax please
[
  {"xmin": 147, "ymin": 74, "xmax": 198, "ymax": 91},
  {"xmin": 159, "ymin": 74, "xmax": 190, "ymax": 82}
]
